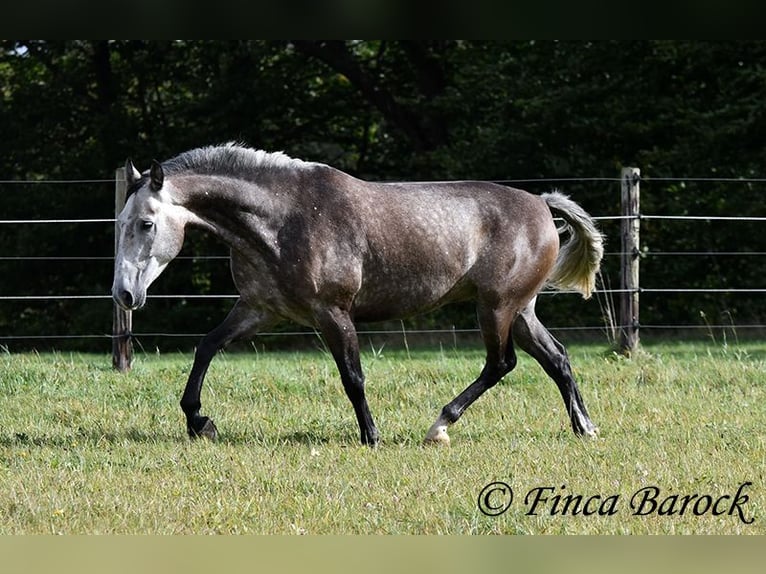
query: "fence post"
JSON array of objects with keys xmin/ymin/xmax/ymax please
[
  {"xmin": 112, "ymin": 167, "xmax": 133, "ymax": 371},
  {"xmin": 619, "ymin": 167, "xmax": 640, "ymax": 355}
]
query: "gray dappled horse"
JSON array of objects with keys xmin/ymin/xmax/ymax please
[{"xmin": 113, "ymin": 143, "xmax": 603, "ymax": 446}]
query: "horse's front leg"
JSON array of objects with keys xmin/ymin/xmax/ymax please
[
  {"xmin": 180, "ymin": 300, "xmax": 274, "ymax": 440},
  {"xmin": 315, "ymin": 306, "xmax": 379, "ymax": 446}
]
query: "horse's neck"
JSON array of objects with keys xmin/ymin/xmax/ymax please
[{"xmin": 173, "ymin": 173, "xmax": 285, "ymax": 258}]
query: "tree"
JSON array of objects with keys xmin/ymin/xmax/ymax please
[{"xmin": 2, "ymin": 40, "xmax": 766, "ymax": 349}]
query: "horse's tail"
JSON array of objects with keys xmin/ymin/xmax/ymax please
[{"xmin": 541, "ymin": 191, "xmax": 604, "ymax": 299}]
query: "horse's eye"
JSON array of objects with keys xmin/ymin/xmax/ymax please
[{"xmin": 140, "ymin": 220, "xmax": 154, "ymax": 231}]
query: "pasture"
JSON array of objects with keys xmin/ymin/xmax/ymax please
[{"xmin": 0, "ymin": 341, "xmax": 763, "ymax": 534}]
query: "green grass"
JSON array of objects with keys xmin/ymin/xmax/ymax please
[{"xmin": 0, "ymin": 341, "xmax": 764, "ymax": 534}]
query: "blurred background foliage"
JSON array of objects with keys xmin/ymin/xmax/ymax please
[{"xmin": 1, "ymin": 41, "xmax": 765, "ymax": 350}]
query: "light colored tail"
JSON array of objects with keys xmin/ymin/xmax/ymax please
[{"xmin": 541, "ymin": 191, "xmax": 604, "ymax": 299}]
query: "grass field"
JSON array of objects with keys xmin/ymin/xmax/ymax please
[{"xmin": 0, "ymin": 340, "xmax": 764, "ymax": 534}]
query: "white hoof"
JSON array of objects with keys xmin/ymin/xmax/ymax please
[
  {"xmin": 579, "ymin": 417, "xmax": 600, "ymax": 439},
  {"xmin": 423, "ymin": 423, "xmax": 451, "ymax": 446}
]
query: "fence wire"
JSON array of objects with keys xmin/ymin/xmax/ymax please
[{"xmin": 1, "ymin": 173, "xmax": 764, "ymax": 345}]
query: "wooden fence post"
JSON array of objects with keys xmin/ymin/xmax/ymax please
[
  {"xmin": 112, "ymin": 167, "xmax": 133, "ymax": 371},
  {"xmin": 619, "ymin": 167, "xmax": 640, "ymax": 355}
]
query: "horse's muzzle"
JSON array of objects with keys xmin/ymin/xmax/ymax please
[{"xmin": 112, "ymin": 288, "xmax": 143, "ymax": 311}]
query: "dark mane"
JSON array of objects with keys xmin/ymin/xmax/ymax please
[{"xmin": 162, "ymin": 142, "xmax": 313, "ymax": 182}]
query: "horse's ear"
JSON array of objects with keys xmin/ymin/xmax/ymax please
[
  {"xmin": 149, "ymin": 160, "xmax": 164, "ymax": 191},
  {"xmin": 125, "ymin": 158, "xmax": 141, "ymax": 186}
]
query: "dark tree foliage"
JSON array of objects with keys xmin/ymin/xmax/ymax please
[{"xmin": 1, "ymin": 41, "xmax": 765, "ymax": 350}]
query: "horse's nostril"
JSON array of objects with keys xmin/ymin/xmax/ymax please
[{"xmin": 121, "ymin": 290, "xmax": 134, "ymax": 308}]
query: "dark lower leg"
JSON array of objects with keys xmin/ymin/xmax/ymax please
[
  {"xmin": 316, "ymin": 307, "xmax": 379, "ymax": 446},
  {"xmin": 180, "ymin": 301, "xmax": 272, "ymax": 439},
  {"xmin": 181, "ymin": 341, "xmax": 219, "ymax": 438},
  {"xmin": 439, "ymin": 358, "xmax": 512, "ymax": 424},
  {"xmin": 425, "ymin": 304, "xmax": 516, "ymax": 444},
  {"xmin": 342, "ymin": 373, "xmax": 379, "ymax": 445},
  {"xmin": 513, "ymin": 306, "xmax": 597, "ymax": 436}
]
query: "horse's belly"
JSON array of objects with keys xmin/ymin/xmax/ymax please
[
  {"xmin": 352, "ymin": 224, "xmax": 482, "ymax": 321},
  {"xmin": 353, "ymin": 271, "xmax": 475, "ymax": 322}
]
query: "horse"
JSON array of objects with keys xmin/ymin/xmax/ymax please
[{"xmin": 112, "ymin": 143, "xmax": 603, "ymax": 446}]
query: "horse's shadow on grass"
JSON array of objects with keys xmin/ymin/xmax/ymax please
[
  {"xmin": 3, "ymin": 427, "xmax": 183, "ymax": 448},
  {"xmin": 2, "ymin": 427, "xmax": 351, "ymax": 449},
  {"xmin": 3, "ymin": 424, "xmax": 575, "ymax": 449},
  {"xmin": 216, "ymin": 428, "xmax": 351, "ymax": 447}
]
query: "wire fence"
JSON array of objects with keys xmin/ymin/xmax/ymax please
[{"xmin": 1, "ymin": 173, "xmax": 765, "ymax": 348}]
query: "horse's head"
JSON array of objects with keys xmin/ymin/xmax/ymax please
[{"xmin": 112, "ymin": 159, "xmax": 186, "ymax": 310}]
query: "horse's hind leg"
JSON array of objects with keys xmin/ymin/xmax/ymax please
[
  {"xmin": 424, "ymin": 303, "xmax": 517, "ymax": 446},
  {"xmin": 180, "ymin": 300, "xmax": 274, "ymax": 440},
  {"xmin": 512, "ymin": 299, "xmax": 598, "ymax": 437}
]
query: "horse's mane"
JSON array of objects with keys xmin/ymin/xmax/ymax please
[{"xmin": 162, "ymin": 142, "xmax": 311, "ymax": 181}]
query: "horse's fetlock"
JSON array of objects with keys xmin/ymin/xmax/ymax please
[
  {"xmin": 441, "ymin": 404, "xmax": 461, "ymax": 424},
  {"xmin": 362, "ymin": 428, "xmax": 380, "ymax": 446},
  {"xmin": 180, "ymin": 400, "xmax": 201, "ymax": 416}
]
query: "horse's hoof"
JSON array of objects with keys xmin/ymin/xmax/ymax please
[
  {"xmin": 189, "ymin": 417, "xmax": 218, "ymax": 441},
  {"xmin": 360, "ymin": 427, "xmax": 380, "ymax": 447},
  {"xmin": 423, "ymin": 423, "xmax": 451, "ymax": 446},
  {"xmin": 576, "ymin": 424, "xmax": 599, "ymax": 439}
]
